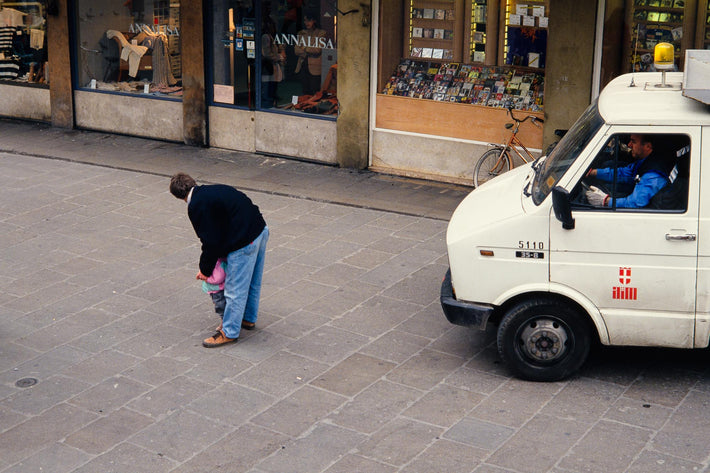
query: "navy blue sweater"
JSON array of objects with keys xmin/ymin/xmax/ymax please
[{"xmin": 187, "ymin": 185, "xmax": 266, "ymax": 277}]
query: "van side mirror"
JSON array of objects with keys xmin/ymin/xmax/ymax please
[{"xmin": 552, "ymin": 186, "xmax": 575, "ymax": 230}]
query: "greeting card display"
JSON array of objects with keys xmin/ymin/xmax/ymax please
[{"xmin": 382, "ymin": 58, "xmax": 544, "ymax": 111}]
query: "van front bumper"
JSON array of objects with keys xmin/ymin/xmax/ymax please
[{"xmin": 440, "ymin": 269, "xmax": 494, "ymax": 330}]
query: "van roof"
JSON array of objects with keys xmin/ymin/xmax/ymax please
[{"xmin": 598, "ymin": 72, "xmax": 710, "ymax": 126}]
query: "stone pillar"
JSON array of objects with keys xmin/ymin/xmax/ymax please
[
  {"xmin": 47, "ymin": 0, "xmax": 73, "ymax": 128},
  {"xmin": 543, "ymin": 0, "xmax": 597, "ymax": 150},
  {"xmin": 600, "ymin": 0, "xmax": 625, "ymax": 90},
  {"xmin": 181, "ymin": 0, "xmax": 207, "ymax": 146},
  {"xmin": 335, "ymin": 0, "xmax": 371, "ymax": 169}
]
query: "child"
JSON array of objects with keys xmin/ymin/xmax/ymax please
[{"xmin": 202, "ymin": 258, "xmax": 227, "ymax": 320}]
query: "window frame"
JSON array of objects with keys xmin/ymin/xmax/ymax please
[{"xmin": 570, "ymin": 131, "xmax": 692, "ymax": 214}]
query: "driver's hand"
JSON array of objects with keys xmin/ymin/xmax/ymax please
[{"xmin": 585, "ymin": 186, "xmax": 608, "ymax": 206}]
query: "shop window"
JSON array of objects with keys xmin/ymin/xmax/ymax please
[
  {"xmin": 502, "ymin": 0, "xmax": 548, "ymax": 69},
  {"xmin": 627, "ymin": 0, "xmax": 687, "ymax": 71},
  {"xmin": 0, "ymin": 0, "xmax": 48, "ymax": 86},
  {"xmin": 406, "ymin": 1, "xmax": 464, "ymax": 61},
  {"xmin": 469, "ymin": 1, "xmax": 488, "ymax": 63},
  {"xmin": 383, "ymin": 0, "xmax": 547, "ymax": 112},
  {"xmin": 615, "ymin": 0, "xmax": 710, "ymax": 74},
  {"xmin": 210, "ymin": 0, "xmax": 338, "ymax": 116},
  {"xmin": 74, "ymin": 0, "xmax": 182, "ymax": 98}
]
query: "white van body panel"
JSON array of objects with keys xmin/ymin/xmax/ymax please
[
  {"xmin": 599, "ymin": 72, "xmax": 710, "ymax": 126},
  {"xmin": 549, "ymin": 125, "xmax": 701, "ymax": 348},
  {"xmin": 447, "ymin": 165, "xmax": 550, "ymax": 305},
  {"xmin": 493, "ymin": 281, "xmax": 612, "ymax": 344},
  {"xmin": 602, "ymin": 309, "xmax": 695, "ymax": 348},
  {"xmin": 695, "ymin": 125, "xmax": 710, "ymax": 347}
]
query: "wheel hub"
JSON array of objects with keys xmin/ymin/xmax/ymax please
[{"xmin": 519, "ymin": 318, "xmax": 568, "ymax": 363}]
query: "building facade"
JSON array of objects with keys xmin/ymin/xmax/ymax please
[{"xmin": 1, "ymin": 0, "xmax": 709, "ymax": 184}]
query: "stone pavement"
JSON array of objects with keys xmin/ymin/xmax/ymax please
[
  {"xmin": 1, "ymin": 120, "xmax": 710, "ymax": 473},
  {"xmin": 0, "ymin": 119, "xmax": 469, "ymax": 221}
]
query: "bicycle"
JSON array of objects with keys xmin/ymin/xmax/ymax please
[{"xmin": 473, "ymin": 106, "xmax": 544, "ymax": 188}]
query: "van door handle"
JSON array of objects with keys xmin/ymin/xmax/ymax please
[{"xmin": 665, "ymin": 233, "xmax": 696, "ymax": 241}]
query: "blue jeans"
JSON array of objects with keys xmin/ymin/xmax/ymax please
[
  {"xmin": 222, "ymin": 226, "xmax": 269, "ymax": 339},
  {"xmin": 210, "ymin": 291, "xmax": 226, "ymax": 316}
]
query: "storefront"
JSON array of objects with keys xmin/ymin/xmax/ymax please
[
  {"xmin": 623, "ymin": 0, "xmax": 709, "ymax": 73},
  {"xmin": 372, "ymin": 0, "xmax": 550, "ymax": 184},
  {"xmin": 597, "ymin": 0, "xmax": 710, "ymax": 129},
  {"xmin": 68, "ymin": 0, "xmax": 183, "ymax": 140},
  {"xmin": 3, "ymin": 0, "xmax": 709, "ymax": 183},
  {"xmin": 0, "ymin": 0, "xmax": 50, "ymax": 121},
  {"xmin": 56, "ymin": 0, "xmax": 340, "ymax": 161},
  {"xmin": 206, "ymin": 0, "xmax": 339, "ymax": 162},
  {"xmin": 370, "ymin": 0, "xmax": 710, "ymax": 184}
]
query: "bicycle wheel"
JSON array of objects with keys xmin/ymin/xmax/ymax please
[{"xmin": 474, "ymin": 148, "xmax": 512, "ymax": 187}]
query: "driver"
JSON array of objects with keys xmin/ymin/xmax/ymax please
[{"xmin": 585, "ymin": 134, "xmax": 673, "ymax": 208}]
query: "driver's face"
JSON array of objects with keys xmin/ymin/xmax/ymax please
[{"xmin": 628, "ymin": 135, "xmax": 652, "ymax": 160}]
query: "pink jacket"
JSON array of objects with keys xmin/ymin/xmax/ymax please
[{"xmin": 203, "ymin": 258, "xmax": 226, "ymax": 293}]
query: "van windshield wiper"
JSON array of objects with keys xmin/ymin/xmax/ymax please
[
  {"xmin": 523, "ymin": 156, "xmax": 544, "ymax": 197},
  {"xmin": 523, "ymin": 181, "xmax": 532, "ymax": 197}
]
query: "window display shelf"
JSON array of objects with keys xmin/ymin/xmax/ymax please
[
  {"xmin": 501, "ymin": 0, "xmax": 549, "ymax": 69},
  {"xmin": 382, "ymin": 59, "xmax": 544, "ymax": 111},
  {"xmin": 469, "ymin": 1, "xmax": 488, "ymax": 63},
  {"xmin": 626, "ymin": 0, "xmax": 696, "ymax": 72},
  {"xmin": 405, "ymin": 0, "xmax": 464, "ymax": 62},
  {"xmin": 634, "ymin": 6, "xmax": 685, "ymax": 12}
]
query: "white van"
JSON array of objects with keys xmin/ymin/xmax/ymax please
[{"xmin": 441, "ymin": 50, "xmax": 710, "ymax": 381}]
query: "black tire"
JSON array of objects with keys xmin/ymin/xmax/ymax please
[
  {"xmin": 497, "ymin": 298, "xmax": 592, "ymax": 382},
  {"xmin": 474, "ymin": 148, "xmax": 511, "ymax": 188}
]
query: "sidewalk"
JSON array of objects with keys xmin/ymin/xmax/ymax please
[{"xmin": 0, "ymin": 118, "xmax": 470, "ymax": 221}]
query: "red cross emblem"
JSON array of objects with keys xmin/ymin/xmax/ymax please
[{"xmin": 619, "ymin": 267, "xmax": 631, "ymax": 285}]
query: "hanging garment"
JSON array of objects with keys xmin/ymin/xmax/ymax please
[
  {"xmin": 0, "ymin": 57, "xmax": 20, "ymax": 79},
  {"xmin": 30, "ymin": 29, "xmax": 44, "ymax": 50},
  {"xmin": 0, "ymin": 26, "xmax": 18, "ymax": 51},
  {"xmin": 106, "ymin": 29, "xmax": 148, "ymax": 78},
  {"xmin": 135, "ymin": 26, "xmax": 176, "ymax": 87},
  {"xmin": 0, "ymin": 8, "xmax": 25, "ymax": 28}
]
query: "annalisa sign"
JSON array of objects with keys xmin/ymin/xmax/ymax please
[
  {"xmin": 129, "ymin": 23, "xmax": 180, "ymax": 36},
  {"xmin": 273, "ymin": 34, "xmax": 334, "ymax": 49}
]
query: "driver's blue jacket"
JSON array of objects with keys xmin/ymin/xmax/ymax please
[{"xmin": 596, "ymin": 160, "xmax": 668, "ymax": 208}]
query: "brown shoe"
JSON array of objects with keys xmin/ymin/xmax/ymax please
[
  {"xmin": 241, "ymin": 321, "xmax": 256, "ymax": 330},
  {"xmin": 202, "ymin": 330, "xmax": 237, "ymax": 348}
]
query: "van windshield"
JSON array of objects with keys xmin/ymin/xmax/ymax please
[{"xmin": 532, "ymin": 101, "xmax": 605, "ymax": 205}]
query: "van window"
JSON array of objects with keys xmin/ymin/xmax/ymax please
[
  {"xmin": 532, "ymin": 101, "xmax": 604, "ymax": 205},
  {"xmin": 571, "ymin": 133, "xmax": 690, "ymax": 212}
]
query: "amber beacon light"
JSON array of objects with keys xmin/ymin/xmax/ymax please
[
  {"xmin": 651, "ymin": 42, "xmax": 676, "ymax": 89},
  {"xmin": 654, "ymin": 43, "xmax": 674, "ymax": 70}
]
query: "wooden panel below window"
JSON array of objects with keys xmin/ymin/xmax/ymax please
[{"xmin": 375, "ymin": 93, "xmax": 543, "ymax": 149}]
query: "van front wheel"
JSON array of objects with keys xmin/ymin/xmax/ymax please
[{"xmin": 497, "ymin": 299, "xmax": 591, "ymax": 382}]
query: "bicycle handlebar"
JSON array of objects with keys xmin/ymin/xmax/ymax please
[{"xmin": 506, "ymin": 105, "xmax": 544, "ymax": 125}]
